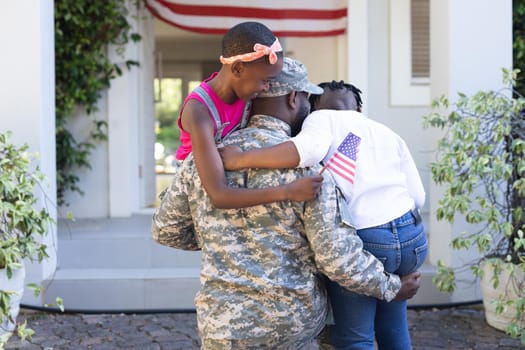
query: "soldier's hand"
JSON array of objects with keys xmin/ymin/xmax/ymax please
[
  {"xmin": 286, "ymin": 175, "xmax": 323, "ymax": 202},
  {"xmin": 394, "ymin": 271, "xmax": 421, "ymax": 301},
  {"xmin": 218, "ymin": 145, "xmax": 245, "ymax": 170}
]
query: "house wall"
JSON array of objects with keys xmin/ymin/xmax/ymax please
[
  {"xmin": 428, "ymin": 0, "xmax": 512, "ymax": 301},
  {"xmin": 345, "ymin": 0, "xmax": 511, "ymax": 303},
  {"xmin": 366, "ymin": 0, "xmax": 432, "ymax": 215},
  {"xmin": 61, "ymin": 103, "xmax": 110, "ymax": 217},
  {"xmin": 284, "ymin": 36, "xmax": 347, "ymax": 84},
  {"xmin": 0, "ymin": 0, "xmax": 57, "ymax": 305}
]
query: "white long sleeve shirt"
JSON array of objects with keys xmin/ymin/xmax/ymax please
[{"xmin": 291, "ymin": 110, "xmax": 425, "ymax": 229}]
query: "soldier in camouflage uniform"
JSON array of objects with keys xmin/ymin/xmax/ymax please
[{"xmin": 152, "ymin": 58, "xmax": 419, "ymax": 349}]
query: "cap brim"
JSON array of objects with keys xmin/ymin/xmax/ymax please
[
  {"xmin": 304, "ymin": 83, "xmax": 324, "ymax": 95},
  {"xmin": 256, "ymin": 90, "xmax": 291, "ymax": 98}
]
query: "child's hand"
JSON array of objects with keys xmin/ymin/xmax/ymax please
[
  {"xmin": 286, "ymin": 175, "xmax": 323, "ymax": 201},
  {"xmin": 218, "ymin": 145, "xmax": 245, "ymax": 170},
  {"xmin": 394, "ymin": 271, "xmax": 421, "ymax": 301}
]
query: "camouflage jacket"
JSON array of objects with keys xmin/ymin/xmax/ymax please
[{"xmin": 152, "ymin": 115, "xmax": 401, "ymax": 346}]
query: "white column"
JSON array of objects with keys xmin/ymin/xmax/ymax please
[
  {"xmin": 107, "ymin": 68, "xmax": 139, "ymax": 217},
  {"xmin": 107, "ymin": 3, "xmax": 156, "ymax": 217},
  {"xmin": 429, "ymin": 0, "xmax": 512, "ymax": 301},
  {"xmin": 107, "ymin": 3, "xmax": 141, "ymax": 217},
  {"xmin": 137, "ymin": 10, "xmax": 157, "ymax": 209},
  {"xmin": 347, "ymin": 0, "xmax": 369, "ymax": 114},
  {"xmin": 0, "ymin": 1, "xmax": 57, "ymax": 305}
]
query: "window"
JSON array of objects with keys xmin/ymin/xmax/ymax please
[
  {"xmin": 411, "ymin": 0, "xmax": 430, "ymax": 81},
  {"xmin": 389, "ymin": 0, "xmax": 430, "ymax": 106}
]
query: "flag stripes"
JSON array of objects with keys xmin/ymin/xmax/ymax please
[
  {"xmin": 325, "ymin": 132, "xmax": 361, "ymax": 184},
  {"xmin": 146, "ymin": 0, "xmax": 347, "ymax": 37},
  {"xmin": 326, "ymin": 153, "xmax": 357, "ymax": 183}
]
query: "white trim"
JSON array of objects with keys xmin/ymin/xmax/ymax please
[
  {"xmin": 389, "ymin": 0, "xmax": 430, "ymax": 106},
  {"xmin": 411, "ymin": 77, "xmax": 430, "ymax": 85}
]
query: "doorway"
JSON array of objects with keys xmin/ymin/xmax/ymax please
[
  {"xmin": 153, "ymin": 69, "xmax": 201, "ymax": 202},
  {"xmin": 152, "ymin": 20, "xmax": 223, "ymax": 204}
]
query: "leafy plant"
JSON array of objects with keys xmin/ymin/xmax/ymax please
[
  {"xmin": 54, "ymin": 0, "xmax": 142, "ymax": 206},
  {"xmin": 423, "ymin": 68, "xmax": 525, "ymax": 344},
  {"xmin": 0, "ymin": 132, "xmax": 62, "ymax": 345},
  {"xmin": 514, "ymin": 0, "xmax": 525, "ymax": 96}
]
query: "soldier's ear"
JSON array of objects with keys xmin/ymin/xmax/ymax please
[{"xmin": 287, "ymin": 91, "xmax": 297, "ymax": 109}]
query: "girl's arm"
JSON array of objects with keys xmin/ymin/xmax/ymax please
[
  {"xmin": 219, "ymin": 141, "xmax": 300, "ymax": 170},
  {"xmin": 220, "ymin": 111, "xmax": 333, "ymax": 171},
  {"xmin": 181, "ymin": 100, "xmax": 322, "ymax": 209}
]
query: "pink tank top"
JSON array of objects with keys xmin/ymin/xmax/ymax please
[{"xmin": 175, "ymin": 73, "xmax": 248, "ymax": 160}]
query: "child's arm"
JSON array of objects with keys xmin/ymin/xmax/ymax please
[
  {"xmin": 219, "ymin": 141, "xmax": 300, "ymax": 170},
  {"xmin": 180, "ymin": 100, "xmax": 322, "ymax": 209},
  {"xmin": 220, "ymin": 111, "xmax": 333, "ymax": 171}
]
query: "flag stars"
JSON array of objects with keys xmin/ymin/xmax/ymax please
[{"xmin": 325, "ymin": 132, "xmax": 361, "ymax": 184}]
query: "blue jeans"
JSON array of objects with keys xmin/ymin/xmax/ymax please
[{"xmin": 326, "ymin": 210, "xmax": 428, "ymax": 350}]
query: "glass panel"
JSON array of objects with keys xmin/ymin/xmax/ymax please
[
  {"xmin": 154, "ymin": 78, "xmax": 182, "ymax": 174},
  {"xmin": 188, "ymin": 80, "xmax": 200, "ymax": 94}
]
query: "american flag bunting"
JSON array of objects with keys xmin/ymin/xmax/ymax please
[{"xmin": 145, "ymin": 0, "xmax": 347, "ymax": 37}]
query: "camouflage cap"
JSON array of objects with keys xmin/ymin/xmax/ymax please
[{"xmin": 258, "ymin": 57, "xmax": 324, "ymax": 98}]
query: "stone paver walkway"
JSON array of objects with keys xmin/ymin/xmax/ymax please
[{"xmin": 4, "ymin": 304, "xmax": 524, "ymax": 349}]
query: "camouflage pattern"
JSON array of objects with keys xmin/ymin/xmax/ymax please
[
  {"xmin": 202, "ymin": 337, "xmax": 321, "ymax": 350},
  {"xmin": 257, "ymin": 57, "xmax": 323, "ymax": 98},
  {"xmin": 152, "ymin": 115, "xmax": 401, "ymax": 348}
]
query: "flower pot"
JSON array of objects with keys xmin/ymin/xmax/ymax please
[
  {"xmin": 0, "ymin": 266, "xmax": 25, "ymax": 341},
  {"xmin": 480, "ymin": 261, "xmax": 524, "ymax": 332}
]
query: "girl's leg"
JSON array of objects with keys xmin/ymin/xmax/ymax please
[
  {"xmin": 325, "ymin": 277, "xmax": 377, "ymax": 350},
  {"xmin": 374, "ymin": 299, "xmax": 410, "ymax": 350},
  {"xmin": 374, "ymin": 211, "xmax": 427, "ymax": 349},
  {"xmin": 325, "ymin": 224, "xmax": 398, "ymax": 350},
  {"xmin": 328, "ymin": 211, "xmax": 427, "ymax": 350},
  {"xmin": 358, "ymin": 210, "xmax": 427, "ymax": 350}
]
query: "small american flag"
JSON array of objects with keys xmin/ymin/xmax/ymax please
[{"xmin": 324, "ymin": 132, "xmax": 361, "ymax": 183}]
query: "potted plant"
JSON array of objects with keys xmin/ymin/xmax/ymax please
[
  {"xmin": 0, "ymin": 131, "xmax": 54, "ymax": 346},
  {"xmin": 423, "ymin": 68, "xmax": 525, "ymax": 345}
]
